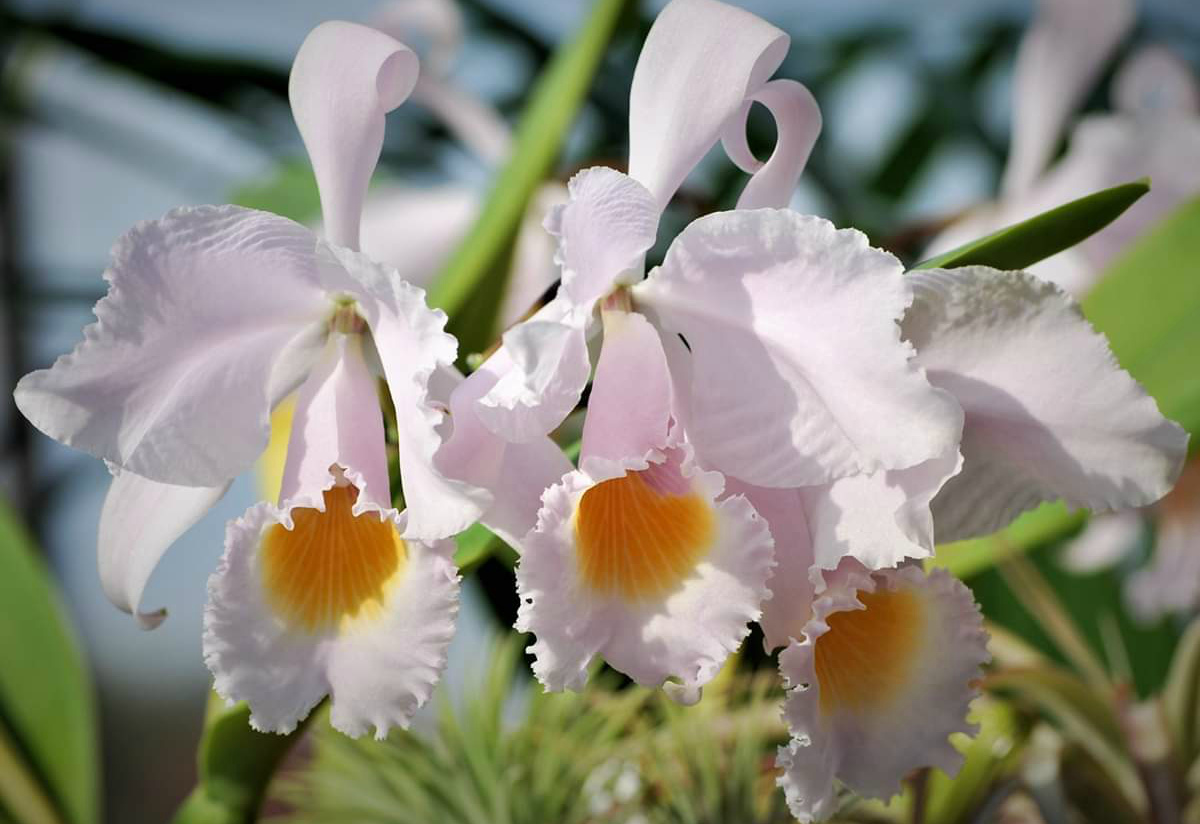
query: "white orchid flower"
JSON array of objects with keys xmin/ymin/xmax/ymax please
[
  {"xmin": 13, "ymin": 22, "xmax": 510, "ymax": 737},
  {"xmin": 927, "ymin": 0, "xmax": 1200, "ymax": 297},
  {"xmin": 431, "ymin": 0, "xmax": 967, "ymax": 705}
]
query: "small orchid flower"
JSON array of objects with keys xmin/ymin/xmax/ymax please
[
  {"xmin": 927, "ymin": 0, "xmax": 1200, "ymax": 297},
  {"xmin": 774, "ymin": 558, "xmax": 988, "ymax": 823},
  {"xmin": 14, "ymin": 22, "xmax": 503, "ymax": 736},
  {"xmin": 727, "ymin": 484, "xmax": 987, "ymax": 822},
  {"xmin": 433, "ymin": 0, "xmax": 965, "ymax": 704}
]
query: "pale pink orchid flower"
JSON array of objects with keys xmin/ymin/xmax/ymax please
[
  {"xmin": 926, "ymin": 0, "xmax": 1200, "ymax": 298},
  {"xmin": 12, "ymin": 22, "xmax": 532, "ymax": 738},
  {"xmin": 432, "ymin": 0, "xmax": 971, "ymax": 707},
  {"xmin": 751, "ymin": 261, "xmax": 1185, "ymax": 818}
]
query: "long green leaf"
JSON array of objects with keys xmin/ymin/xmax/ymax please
[
  {"xmin": 0, "ymin": 503, "xmax": 98, "ymax": 824},
  {"xmin": 427, "ymin": 0, "xmax": 634, "ymax": 354},
  {"xmin": 171, "ymin": 695, "xmax": 313, "ymax": 824},
  {"xmin": 913, "ymin": 178, "xmax": 1149, "ymax": 271}
]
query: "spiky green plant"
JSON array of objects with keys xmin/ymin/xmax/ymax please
[{"xmin": 272, "ymin": 638, "xmax": 800, "ymax": 824}]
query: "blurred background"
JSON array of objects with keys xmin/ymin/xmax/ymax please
[{"xmin": 1, "ymin": 0, "xmax": 1198, "ymax": 821}]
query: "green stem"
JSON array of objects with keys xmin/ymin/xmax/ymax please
[{"xmin": 0, "ymin": 721, "xmax": 65, "ymax": 824}]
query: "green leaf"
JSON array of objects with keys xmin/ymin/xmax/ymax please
[
  {"xmin": 453, "ymin": 524, "xmax": 516, "ymax": 573},
  {"xmin": 0, "ymin": 502, "xmax": 98, "ymax": 824},
  {"xmin": 913, "ymin": 178, "xmax": 1149, "ymax": 271},
  {"xmin": 428, "ymin": 0, "xmax": 634, "ymax": 355},
  {"xmin": 1083, "ymin": 194, "xmax": 1200, "ymax": 442},
  {"xmin": 171, "ymin": 694, "xmax": 314, "ymax": 824}
]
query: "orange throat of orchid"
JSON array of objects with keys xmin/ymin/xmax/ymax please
[
  {"xmin": 813, "ymin": 586, "xmax": 925, "ymax": 716},
  {"xmin": 260, "ymin": 484, "xmax": 406, "ymax": 633},
  {"xmin": 574, "ymin": 464, "xmax": 715, "ymax": 601}
]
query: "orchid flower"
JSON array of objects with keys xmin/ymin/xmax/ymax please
[
  {"xmin": 744, "ymin": 259, "xmax": 1183, "ymax": 818},
  {"xmin": 13, "ymin": 22, "xmax": 511, "ymax": 737},
  {"xmin": 772, "ymin": 555, "xmax": 987, "ymax": 823},
  {"xmin": 926, "ymin": 0, "xmax": 1200, "ymax": 297},
  {"xmin": 433, "ymin": 0, "xmax": 967, "ymax": 705}
]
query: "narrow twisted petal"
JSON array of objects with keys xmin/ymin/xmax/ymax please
[
  {"xmin": 290, "ymin": 21, "xmax": 419, "ymax": 250},
  {"xmin": 777, "ymin": 562, "xmax": 989, "ymax": 822},
  {"xmin": 627, "ymin": 0, "xmax": 788, "ymax": 208},
  {"xmin": 1003, "ymin": 0, "xmax": 1134, "ymax": 197},
  {"xmin": 721, "ymin": 79, "xmax": 822, "ymax": 210},
  {"xmin": 98, "ymin": 468, "xmax": 230, "ymax": 629},
  {"xmin": 905, "ymin": 266, "xmax": 1188, "ymax": 543},
  {"xmin": 637, "ymin": 209, "xmax": 962, "ymax": 488},
  {"xmin": 319, "ymin": 245, "xmax": 491, "ymax": 540},
  {"xmin": 13, "ymin": 205, "xmax": 330, "ymax": 487}
]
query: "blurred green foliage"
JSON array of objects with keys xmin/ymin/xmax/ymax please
[{"xmin": 0, "ymin": 503, "xmax": 98, "ymax": 824}]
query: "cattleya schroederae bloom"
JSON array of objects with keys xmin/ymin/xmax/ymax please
[
  {"xmin": 432, "ymin": 0, "xmax": 1188, "ymax": 819},
  {"xmin": 11, "ymin": 22, "xmax": 567, "ymax": 738}
]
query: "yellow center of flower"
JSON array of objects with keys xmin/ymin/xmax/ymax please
[
  {"xmin": 575, "ymin": 468, "xmax": 715, "ymax": 600},
  {"xmin": 261, "ymin": 485, "xmax": 406, "ymax": 633},
  {"xmin": 813, "ymin": 587, "xmax": 924, "ymax": 715}
]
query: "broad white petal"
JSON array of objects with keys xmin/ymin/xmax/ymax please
[
  {"xmin": 516, "ymin": 446, "xmax": 773, "ymax": 703},
  {"xmin": 319, "ymin": 245, "xmax": 490, "ymax": 540},
  {"xmin": 905, "ymin": 267, "xmax": 1188, "ymax": 542},
  {"xmin": 278, "ymin": 333, "xmax": 391, "ymax": 512},
  {"xmin": 475, "ymin": 299, "xmax": 592, "ymax": 443},
  {"xmin": 1002, "ymin": 0, "xmax": 1134, "ymax": 196},
  {"xmin": 777, "ymin": 563, "xmax": 989, "ymax": 821},
  {"xmin": 628, "ymin": 0, "xmax": 788, "ymax": 208},
  {"xmin": 204, "ymin": 499, "xmax": 458, "ymax": 738},
  {"xmin": 290, "ymin": 21, "xmax": 418, "ymax": 250},
  {"xmin": 98, "ymin": 467, "xmax": 229, "ymax": 630},
  {"xmin": 546, "ymin": 167, "xmax": 659, "ymax": 308},
  {"xmin": 581, "ymin": 310, "xmax": 672, "ymax": 464},
  {"xmin": 721, "ymin": 79, "xmax": 822, "ymax": 210},
  {"xmin": 436, "ymin": 358, "xmax": 572, "ymax": 548},
  {"xmin": 804, "ymin": 451, "xmax": 961, "ymax": 573},
  {"xmin": 14, "ymin": 205, "xmax": 329, "ymax": 487},
  {"xmin": 637, "ymin": 209, "xmax": 962, "ymax": 487}
]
